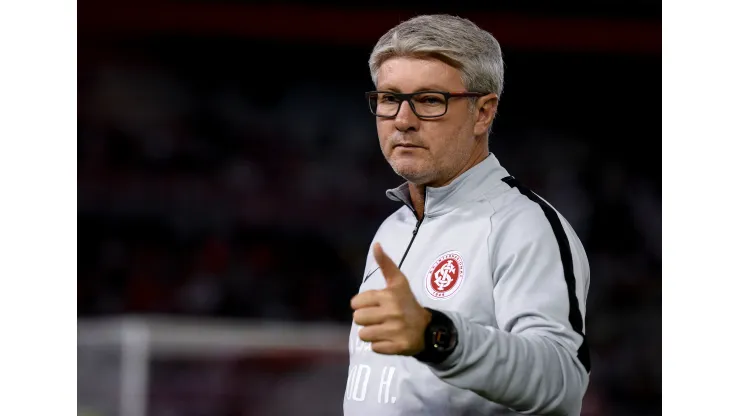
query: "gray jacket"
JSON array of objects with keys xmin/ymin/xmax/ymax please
[{"xmin": 343, "ymin": 153, "xmax": 590, "ymax": 415}]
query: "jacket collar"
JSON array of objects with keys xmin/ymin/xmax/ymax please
[{"xmin": 385, "ymin": 153, "xmax": 510, "ymax": 217}]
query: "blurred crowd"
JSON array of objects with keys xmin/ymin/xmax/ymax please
[{"xmin": 78, "ymin": 53, "xmax": 660, "ymax": 415}]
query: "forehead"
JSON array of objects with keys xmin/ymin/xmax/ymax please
[{"xmin": 376, "ymin": 57, "xmax": 465, "ymax": 92}]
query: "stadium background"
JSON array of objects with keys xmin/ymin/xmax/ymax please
[{"xmin": 77, "ymin": 1, "xmax": 661, "ymax": 415}]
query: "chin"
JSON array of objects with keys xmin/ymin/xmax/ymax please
[{"xmin": 390, "ymin": 160, "xmax": 434, "ymax": 184}]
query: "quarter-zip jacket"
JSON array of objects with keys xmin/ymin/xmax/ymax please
[{"xmin": 344, "ymin": 153, "xmax": 590, "ymax": 415}]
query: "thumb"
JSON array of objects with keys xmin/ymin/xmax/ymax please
[{"xmin": 373, "ymin": 242, "xmax": 406, "ymax": 287}]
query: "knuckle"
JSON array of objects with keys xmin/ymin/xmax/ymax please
[
  {"xmin": 387, "ymin": 305, "xmax": 403, "ymax": 320},
  {"xmin": 359, "ymin": 290, "xmax": 375, "ymax": 302},
  {"xmin": 386, "ymin": 310, "xmax": 400, "ymax": 330},
  {"xmin": 382, "ymin": 319, "xmax": 402, "ymax": 334},
  {"xmin": 358, "ymin": 327, "xmax": 369, "ymax": 339}
]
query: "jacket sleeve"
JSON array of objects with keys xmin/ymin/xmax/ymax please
[{"xmin": 425, "ymin": 204, "xmax": 590, "ymax": 416}]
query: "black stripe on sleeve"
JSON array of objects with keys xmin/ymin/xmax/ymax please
[{"xmin": 502, "ymin": 176, "xmax": 591, "ymax": 372}]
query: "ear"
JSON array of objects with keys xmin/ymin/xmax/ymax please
[{"xmin": 473, "ymin": 93, "xmax": 499, "ymax": 136}]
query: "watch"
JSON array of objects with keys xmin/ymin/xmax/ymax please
[{"xmin": 413, "ymin": 308, "xmax": 458, "ymax": 364}]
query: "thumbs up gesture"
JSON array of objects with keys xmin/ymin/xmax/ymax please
[{"xmin": 350, "ymin": 242, "xmax": 432, "ymax": 356}]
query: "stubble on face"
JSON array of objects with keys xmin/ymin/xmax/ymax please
[{"xmin": 376, "ymin": 57, "xmax": 478, "ymax": 188}]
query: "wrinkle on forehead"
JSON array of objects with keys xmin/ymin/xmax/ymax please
[{"xmin": 377, "ymin": 57, "xmax": 465, "ymax": 93}]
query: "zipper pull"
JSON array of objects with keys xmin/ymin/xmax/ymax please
[{"xmin": 413, "ymin": 215, "xmax": 425, "ymax": 236}]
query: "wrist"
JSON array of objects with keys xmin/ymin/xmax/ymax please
[{"xmin": 413, "ymin": 308, "xmax": 458, "ymax": 364}]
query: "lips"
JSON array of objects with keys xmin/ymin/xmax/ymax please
[{"xmin": 394, "ymin": 143, "xmax": 424, "ymax": 148}]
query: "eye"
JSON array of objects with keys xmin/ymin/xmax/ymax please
[
  {"xmin": 415, "ymin": 94, "xmax": 445, "ymax": 105},
  {"xmin": 379, "ymin": 94, "xmax": 400, "ymax": 103}
]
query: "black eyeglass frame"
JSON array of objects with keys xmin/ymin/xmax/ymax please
[{"xmin": 365, "ymin": 90, "xmax": 489, "ymax": 119}]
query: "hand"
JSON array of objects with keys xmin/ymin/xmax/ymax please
[{"xmin": 350, "ymin": 242, "xmax": 432, "ymax": 355}]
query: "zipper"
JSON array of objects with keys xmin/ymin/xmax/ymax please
[
  {"xmin": 398, "ymin": 213, "xmax": 425, "ymax": 269},
  {"xmin": 361, "ymin": 213, "xmax": 425, "ymax": 284}
]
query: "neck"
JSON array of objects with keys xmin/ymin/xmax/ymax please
[
  {"xmin": 408, "ymin": 144, "xmax": 489, "ymax": 219},
  {"xmin": 408, "ymin": 184, "xmax": 426, "ymax": 220}
]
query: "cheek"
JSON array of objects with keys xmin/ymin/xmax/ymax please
[
  {"xmin": 377, "ymin": 123, "xmax": 394, "ymax": 150},
  {"xmin": 423, "ymin": 124, "xmax": 458, "ymax": 150},
  {"xmin": 375, "ymin": 121, "xmax": 384, "ymax": 137},
  {"xmin": 424, "ymin": 124, "xmax": 471, "ymax": 159}
]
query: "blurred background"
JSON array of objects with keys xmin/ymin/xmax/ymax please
[{"xmin": 77, "ymin": 1, "xmax": 661, "ymax": 415}]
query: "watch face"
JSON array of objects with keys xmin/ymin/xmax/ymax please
[{"xmin": 432, "ymin": 326, "xmax": 454, "ymax": 351}]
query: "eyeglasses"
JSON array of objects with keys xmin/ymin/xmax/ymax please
[{"xmin": 366, "ymin": 90, "xmax": 488, "ymax": 119}]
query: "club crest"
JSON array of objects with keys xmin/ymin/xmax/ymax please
[{"xmin": 424, "ymin": 251, "xmax": 465, "ymax": 299}]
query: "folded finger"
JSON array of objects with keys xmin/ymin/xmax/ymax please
[
  {"xmin": 358, "ymin": 323, "xmax": 392, "ymax": 343},
  {"xmin": 353, "ymin": 306, "xmax": 386, "ymax": 326},
  {"xmin": 350, "ymin": 290, "xmax": 382, "ymax": 310}
]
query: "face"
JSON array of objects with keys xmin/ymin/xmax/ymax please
[{"xmin": 374, "ymin": 57, "xmax": 497, "ymax": 187}]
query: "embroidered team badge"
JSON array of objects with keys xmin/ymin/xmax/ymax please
[{"xmin": 424, "ymin": 251, "xmax": 465, "ymax": 299}]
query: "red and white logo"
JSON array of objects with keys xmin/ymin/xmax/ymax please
[{"xmin": 424, "ymin": 251, "xmax": 465, "ymax": 300}]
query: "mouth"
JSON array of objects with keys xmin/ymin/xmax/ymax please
[{"xmin": 394, "ymin": 143, "xmax": 424, "ymax": 149}]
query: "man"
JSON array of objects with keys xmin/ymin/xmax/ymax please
[{"xmin": 344, "ymin": 14, "xmax": 590, "ymax": 416}]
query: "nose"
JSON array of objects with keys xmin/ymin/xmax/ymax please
[{"xmin": 393, "ymin": 100, "xmax": 420, "ymax": 132}]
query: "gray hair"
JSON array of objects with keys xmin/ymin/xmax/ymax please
[{"xmin": 369, "ymin": 14, "xmax": 504, "ymax": 97}]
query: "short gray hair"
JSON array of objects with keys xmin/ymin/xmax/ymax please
[{"xmin": 369, "ymin": 14, "xmax": 504, "ymax": 97}]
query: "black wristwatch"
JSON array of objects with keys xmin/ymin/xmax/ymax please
[{"xmin": 413, "ymin": 308, "xmax": 458, "ymax": 364}]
